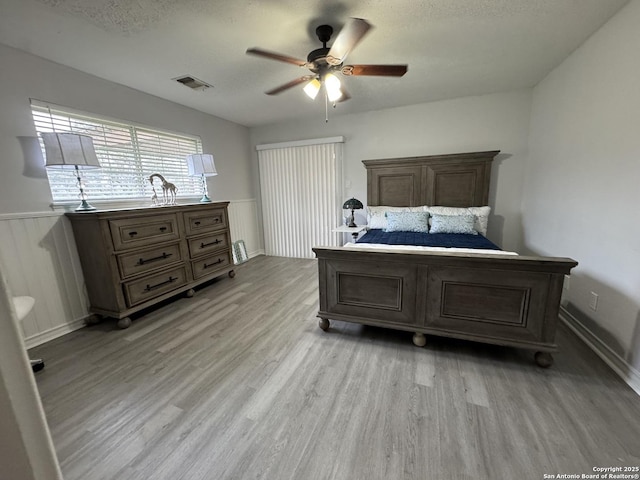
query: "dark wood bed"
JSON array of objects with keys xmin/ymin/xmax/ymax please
[{"xmin": 313, "ymin": 150, "xmax": 578, "ymax": 367}]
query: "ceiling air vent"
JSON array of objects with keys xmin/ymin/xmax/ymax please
[{"xmin": 174, "ymin": 75, "xmax": 212, "ymax": 91}]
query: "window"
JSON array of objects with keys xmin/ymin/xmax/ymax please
[{"xmin": 31, "ymin": 100, "xmax": 203, "ymax": 204}]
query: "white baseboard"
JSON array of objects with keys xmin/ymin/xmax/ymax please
[
  {"xmin": 248, "ymin": 249, "xmax": 265, "ymax": 259},
  {"xmin": 559, "ymin": 307, "xmax": 640, "ymax": 396},
  {"xmin": 24, "ymin": 317, "xmax": 87, "ymax": 349}
]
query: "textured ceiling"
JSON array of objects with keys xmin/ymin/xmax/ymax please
[{"xmin": 0, "ymin": 0, "xmax": 630, "ymax": 127}]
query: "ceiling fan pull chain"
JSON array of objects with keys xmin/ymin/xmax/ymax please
[{"xmin": 325, "ymin": 92, "xmax": 329, "ymax": 123}]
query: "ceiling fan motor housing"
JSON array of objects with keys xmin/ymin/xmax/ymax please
[
  {"xmin": 307, "ymin": 47, "xmax": 331, "ymax": 66},
  {"xmin": 316, "ymin": 25, "xmax": 333, "ymax": 45},
  {"xmin": 307, "ymin": 25, "xmax": 340, "ymax": 73}
]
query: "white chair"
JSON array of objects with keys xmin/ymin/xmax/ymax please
[{"xmin": 12, "ymin": 295, "xmax": 45, "ymax": 372}]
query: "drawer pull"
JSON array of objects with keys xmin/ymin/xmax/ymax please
[
  {"xmin": 137, "ymin": 252, "xmax": 172, "ymax": 266},
  {"xmin": 144, "ymin": 276, "xmax": 177, "ymax": 292},
  {"xmin": 203, "ymin": 258, "xmax": 224, "ymax": 269},
  {"xmin": 159, "ymin": 226, "xmax": 167, "ymax": 232},
  {"xmin": 214, "ymin": 218, "xmax": 220, "ymax": 222},
  {"xmin": 128, "ymin": 231, "xmax": 138, "ymax": 237},
  {"xmin": 200, "ymin": 239, "xmax": 222, "ymax": 248},
  {"xmin": 194, "ymin": 221, "xmax": 201, "ymax": 225}
]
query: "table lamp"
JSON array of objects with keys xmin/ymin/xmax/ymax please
[
  {"xmin": 186, "ymin": 154, "xmax": 217, "ymax": 203},
  {"xmin": 343, "ymin": 197, "xmax": 363, "ymax": 227},
  {"xmin": 42, "ymin": 132, "xmax": 101, "ymax": 211}
]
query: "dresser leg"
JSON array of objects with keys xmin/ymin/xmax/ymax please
[
  {"xmin": 117, "ymin": 317, "xmax": 132, "ymax": 329},
  {"xmin": 228, "ymin": 270, "xmax": 236, "ymax": 278},
  {"xmin": 534, "ymin": 351, "xmax": 554, "ymax": 368},
  {"xmin": 412, "ymin": 332, "xmax": 426, "ymax": 347},
  {"xmin": 185, "ymin": 288, "xmax": 195, "ymax": 298},
  {"xmin": 318, "ymin": 317, "xmax": 330, "ymax": 331}
]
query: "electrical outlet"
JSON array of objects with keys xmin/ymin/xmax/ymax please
[
  {"xmin": 563, "ymin": 275, "xmax": 570, "ymax": 290},
  {"xmin": 589, "ymin": 291, "xmax": 599, "ymax": 311}
]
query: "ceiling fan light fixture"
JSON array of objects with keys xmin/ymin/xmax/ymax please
[
  {"xmin": 324, "ymin": 73, "xmax": 342, "ymax": 102},
  {"xmin": 327, "ymin": 87, "xmax": 343, "ymax": 103},
  {"xmin": 303, "ymin": 78, "xmax": 321, "ymax": 99}
]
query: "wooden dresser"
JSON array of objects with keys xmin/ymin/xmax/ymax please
[{"xmin": 66, "ymin": 202, "xmax": 234, "ymax": 328}]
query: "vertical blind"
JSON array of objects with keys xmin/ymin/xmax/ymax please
[
  {"xmin": 258, "ymin": 139, "xmax": 343, "ymax": 259},
  {"xmin": 31, "ymin": 100, "xmax": 203, "ymax": 202}
]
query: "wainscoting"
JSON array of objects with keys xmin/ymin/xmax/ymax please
[
  {"xmin": 0, "ymin": 199, "xmax": 263, "ymax": 347},
  {"xmin": 227, "ymin": 199, "xmax": 263, "ymax": 260},
  {"xmin": 0, "ymin": 210, "xmax": 86, "ymax": 347}
]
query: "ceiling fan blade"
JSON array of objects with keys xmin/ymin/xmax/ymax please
[
  {"xmin": 246, "ymin": 48, "xmax": 307, "ymax": 67},
  {"xmin": 265, "ymin": 76, "xmax": 314, "ymax": 95},
  {"xmin": 341, "ymin": 64, "xmax": 408, "ymax": 77},
  {"xmin": 326, "ymin": 18, "xmax": 372, "ymax": 66}
]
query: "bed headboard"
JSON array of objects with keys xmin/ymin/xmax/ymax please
[{"xmin": 362, "ymin": 150, "xmax": 499, "ymax": 207}]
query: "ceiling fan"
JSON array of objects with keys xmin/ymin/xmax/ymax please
[{"xmin": 246, "ymin": 18, "xmax": 408, "ymax": 103}]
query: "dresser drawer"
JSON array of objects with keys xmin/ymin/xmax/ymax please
[
  {"xmin": 191, "ymin": 250, "xmax": 231, "ymax": 279},
  {"xmin": 184, "ymin": 208, "xmax": 228, "ymax": 235},
  {"xmin": 109, "ymin": 214, "xmax": 180, "ymax": 251},
  {"xmin": 116, "ymin": 242, "xmax": 183, "ymax": 280},
  {"xmin": 188, "ymin": 231, "xmax": 230, "ymax": 258},
  {"xmin": 123, "ymin": 266, "xmax": 187, "ymax": 307}
]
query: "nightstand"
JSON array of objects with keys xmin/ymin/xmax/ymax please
[{"xmin": 333, "ymin": 225, "xmax": 367, "ymax": 243}]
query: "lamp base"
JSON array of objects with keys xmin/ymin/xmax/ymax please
[
  {"xmin": 75, "ymin": 200, "xmax": 97, "ymax": 212},
  {"xmin": 199, "ymin": 194, "xmax": 212, "ymax": 203},
  {"xmin": 347, "ymin": 210, "xmax": 357, "ymax": 228}
]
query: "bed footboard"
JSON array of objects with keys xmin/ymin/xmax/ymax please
[{"xmin": 313, "ymin": 247, "xmax": 577, "ymax": 367}]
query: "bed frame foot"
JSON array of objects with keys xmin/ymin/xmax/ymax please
[
  {"xmin": 534, "ymin": 351, "xmax": 554, "ymax": 368},
  {"xmin": 412, "ymin": 332, "xmax": 426, "ymax": 347},
  {"xmin": 318, "ymin": 317, "xmax": 330, "ymax": 331}
]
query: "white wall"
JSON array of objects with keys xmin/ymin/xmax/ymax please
[
  {"xmin": 250, "ymin": 90, "xmax": 532, "ymax": 252},
  {"xmin": 524, "ymin": 0, "xmax": 640, "ymax": 376}
]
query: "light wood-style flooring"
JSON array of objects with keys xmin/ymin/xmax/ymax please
[{"xmin": 32, "ymin": 255, "xmax": 640, "ymax": 480}]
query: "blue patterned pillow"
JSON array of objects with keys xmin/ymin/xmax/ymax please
[
  {"xmin": 429, "ymin": 214, "xmax": 477, "ymax": 235},
  {"xmin": 385, "ymin": 211, "xmax": 430, "ymax": 233}
]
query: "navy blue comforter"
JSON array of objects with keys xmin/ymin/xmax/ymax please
[{"xmin": 357, "ymin": 229, "xmax": 501, "ymax": 250}]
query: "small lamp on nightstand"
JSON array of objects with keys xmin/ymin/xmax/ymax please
[
  {"xmin": 186, "ymin": 154, "xmax": 217, "ymax": 203},
  {"xmin": 343, "ymin": 197, "xmax": 363, "ymax": 227}
]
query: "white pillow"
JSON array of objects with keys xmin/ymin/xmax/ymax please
[
  {"xmin": 366, "ymin": 205, "xmax": 427, "ymax": 230},
  {"xmin": 425, "ymin": 206, "xmax": 491, "ymax": 236}
]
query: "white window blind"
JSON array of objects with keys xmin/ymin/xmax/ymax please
[
  {"xmin": 258, "ymin": 139, "xmax": 344, "ymax": 258},
  {"xmin": 31, "ymin": 100, "xmax": 203, "ymax": 203}
]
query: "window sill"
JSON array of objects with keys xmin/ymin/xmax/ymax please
[{"xmin": 50, "ymin": 197, "xmax": 205, "ymax": 212}]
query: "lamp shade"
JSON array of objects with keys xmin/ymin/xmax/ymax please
[
  {"xmin": 324, "ymin": 73, "xmax": 343, "ymax": 102},
  {"xmin": 186, "ymin": 154, "xmax": 217, "ymax": 177},
  {"xmin": 303, "ymin": 78, "xmax": 321, "ymax": 99},
  {"xmin": 42, "ymin": 132, "xmax": 100, "ymax": 169},
  {"xmin": 343, "ymin": 198, "xmax": 363, "ymax": 210}
]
